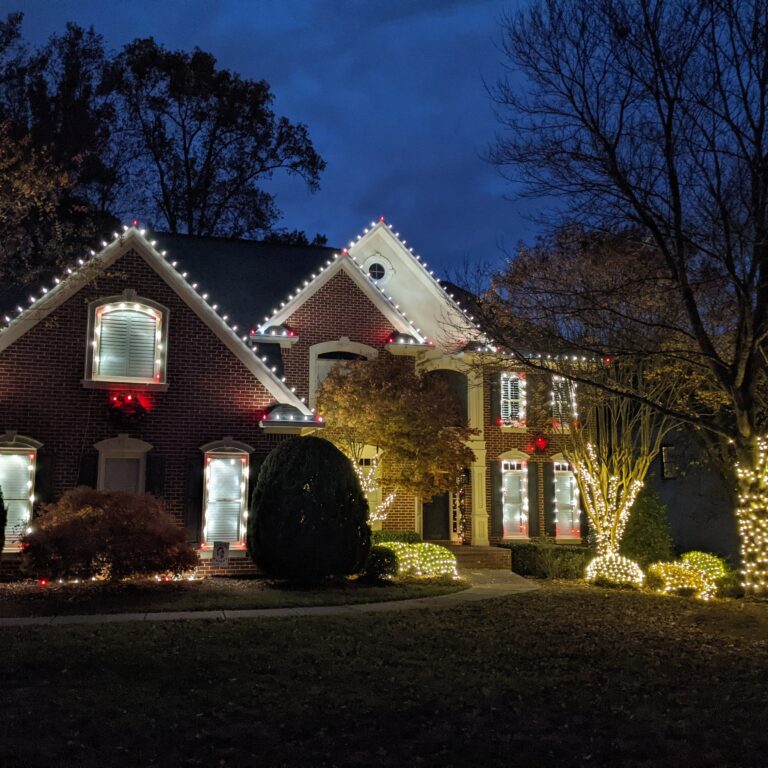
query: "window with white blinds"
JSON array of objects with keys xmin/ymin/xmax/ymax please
[
  {"xmin": 554, "ymin": 461, "xmax": 580, "ymax": 540},
  {"xmin": 500, "ymin": 373, "xmax": 526, "ymax": 424},
  {"xmin": 93, "ymin": 302, "xmax": 163, "ymax": 382},
  {"xmin": 0, "ymin": 451, "xmax": 35, "ymax": 548},
  {"xmin": 501, "ymin": 460, "xmax": 528, "ymax": 538},
  {"xmin": 204, "ymin": 453, "xmax": 248, "ymax": 545},
  {"xmin": 551, "ymin": 376, "xmax": 575, "ymax": 426}
]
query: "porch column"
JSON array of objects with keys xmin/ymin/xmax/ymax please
[{"xmin": 470, "ymin": 449, "xmax": 489, "ymax": 545}]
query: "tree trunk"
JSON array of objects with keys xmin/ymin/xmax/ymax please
[{"xmin": 735, "ymin": 437, "xmax": 768, "ymax": 598}]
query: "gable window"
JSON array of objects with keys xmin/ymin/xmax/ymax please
[
  {"xmin": 87, "ymin": 293, "xmax": 168, "ymax": 385},
  {"xmin": 0, "ymin": 434, "xmax": 41, "ymax": 549},
  {"xmin": 500, "ymin": 373, "xmax": 526, "ymax": 425},
  {"xmin": 552, "ymin": 376, "xmax": 577, "ymax": 428},
  {"xmin": 202, "ymin": 440, "xmax": 252, "ymax": 547},
  {"xmin": 501, "ymin": 459, "xmax": 529, "ymax": 538},
  {"xmin": 309, "ymin": 339, "xmax": 378, "ymax": 408},
  {"xmin": 553, "ymin": 460, "xmax": 580, "ymax": 540}
]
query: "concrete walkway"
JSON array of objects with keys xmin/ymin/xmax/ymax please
[{"xmin": 0, "ymin": 569, "xmax": 537, "ymax": 628}]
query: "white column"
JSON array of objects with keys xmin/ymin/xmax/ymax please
[{"xmin": 470, "ymin": 451, "xmax": 489, "ymax": 546}]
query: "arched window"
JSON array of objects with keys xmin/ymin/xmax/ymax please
[
  {"xmin": 309, "ymin": 338, "xmax": 378, "ymax": 407},
  {"xmin": 0, "ymin": 432, "xmax": 41, "ymax": 549},
  {"xmin": 86, "ymin": 292, "xmax": 169, "ymax": 384}
]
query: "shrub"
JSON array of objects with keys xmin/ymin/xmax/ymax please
[
  {"xmin": 586, "ymin": 553, "xmax": 645, "ymax": 587},
  {"xmin": 620, "ymin": 486, "xmax": 674, "ymax": 567},
  {"xmin": 247, "ymin": 436, "xmax": 370, "ymax": 583},
  {"xmin": 680, "ymin": 551, "xmax": 729, "ymax": 581},
  {"xmin": 370, "ymin": 530, "xmax": 421, "ymax": 544},
  {"xmin": 21, "ymin": 487, "xmax": 198, "ymax": 580},
  {"xmin": 379, "ymin": 542, "xmax": 458, "ymax": 579},
  {"xmin": 647, "ymin": 561, "xmax": 715, "ymax": 600},
  {"xmin": 361, "ymin": 545, "xmax": 398, "ymax": 582},
  {"xmin": 499, "ymin": 541, "xmax": 592, "ymax": 579}
]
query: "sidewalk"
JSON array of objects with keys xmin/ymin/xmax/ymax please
[{"xmin": 0, "ymin": 569, "xmax": 538, "ymax": 628}]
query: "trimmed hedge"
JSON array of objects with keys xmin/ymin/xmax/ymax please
[
  {"xmin": 370, "ymin": 530, "xmax": 421, "ymax": 545},
  {"xmin": 498, "ymin": 541, "xmax": 593, "ymax": 579},
  {"xmin": 378, "ymin": 542, "xmax": 458, "ymax": 579},
  {"xmin": 361, "ymin": 545, "xmax": 398, "ymax": 582}
]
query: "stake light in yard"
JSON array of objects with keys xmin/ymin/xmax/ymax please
[{"xmin": 735, "ymin": 437, "xmax": 768, "ymax": 595}]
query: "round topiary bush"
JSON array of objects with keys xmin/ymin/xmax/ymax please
[
  {"xmin": 247, "ymin": 436, "xmax": 371, "ymax": 583},
  {"xmin": 362, "ymin": 544, "xmax": 398, "ymax": 582}
]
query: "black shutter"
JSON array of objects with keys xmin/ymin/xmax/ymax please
[
  {"xmin": 76, "ymin": 451, "xmax": 99, "ymax": 488},
  {"xmin": 145, "ymin": 453, "xmax": 165, "ymax": 497},
  {"xmin": 542, "ymin": 462, "xmax": 555, "ymax": 537},
  {"xmin": 527, "ymin": 461, "xmax": 539, "ymax": 538},
  {"xmin": 184, "ymin": 454, "xmax": 204, "ymax": 545},
  {"xmin": 490, "ymin": 460, "xmax": 503, "ymax": 540},
  {"xmin": 490, "ymin": 373, "xmax": 501, "ymax": 424},
  {"xmin": 34, "ymin": 449, "xmax": 56, "ymax": 506}
]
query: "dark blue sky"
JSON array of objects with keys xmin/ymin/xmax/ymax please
[{"xmin": 3, "ymin": 0, "xmax": 544, "ymax": 274}]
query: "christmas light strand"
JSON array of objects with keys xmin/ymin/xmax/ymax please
[{"xmin": 735, "ymin": 437, "xmax": 768, "ymax": 595}]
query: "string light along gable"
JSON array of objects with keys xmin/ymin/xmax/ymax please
[{"xmin": 0, "ymin": 225, "xmax": 317, "ymax": 423}]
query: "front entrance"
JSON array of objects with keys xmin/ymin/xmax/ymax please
[{"xmin": 422, "ymin": 493, "xmax": 450, "ymax": 540}]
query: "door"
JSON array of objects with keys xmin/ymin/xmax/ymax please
[{"xmin": 422, "ymin": 492, "xmax": 450, "ymax": 540}]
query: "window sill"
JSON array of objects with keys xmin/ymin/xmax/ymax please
[
  {"xmin": 555, "ymin": 537, "xmax": 582, "ymax": 544},
  {"xmin": 82, "ymin": 379, "xmax": 169, "ymax": 392},
  {"xmin": 499, "ymin": 425, "xmax": 527, "ymax": 433}
]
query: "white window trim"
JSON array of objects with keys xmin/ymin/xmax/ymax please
[
  {"xmin": 501, "ymin": 457, "xmax": 529, "ymax": 539},
  {"xmin": 500, "ymin": 372, "xmax": 527, "ymax": 428},
  {"xmin": 94, "ymin": 434, "xmax": 153, "ymax": 493},
  {"xmin": 0, "ymin": 432, "xmax": 42, "ymax": 551},
  {"xmin": 84, "ymin": 290, "xmax": 170, "ymax": 387},
  {"xmin": 308, "ymin": 337, "xmax": 378, "ymax": 408},
  {"xmin": 551, "ymin": 453, "xmax": 581, "ymax": 541},
  {"xmin": 200, "ymin": 438, "xmax": 254, "ymax": 550}
]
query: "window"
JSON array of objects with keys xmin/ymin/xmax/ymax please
[
  {"xmin": 204, "ymin": 451, "xmax": 249, "ymax": 545},
  {"xmin": 368, "ymin": 262, "xmax": 386, "ymax": 281},
  {"xmin": 309, "ymin": 339, "xmax": 377, "ymax": 407},
  {"xmin": 553, "ymin": 460, "xmax": 580, "ymax": 540},
  {"xmin": 500, "ymin": 373, "xmax": 526, "ymax": 425},
  {"xmin": 87, "ymin": 293, "xmax": 168, "ymax": 384},
  {"xmin": 552, "ymin": 376, "xmax": 576, "ymax": 428},
  {"xmin": 502, "ymin": 460, "xmax": 528, "ymax": 538},
  {"xmin": 95, "ymin": 435, "xmax": 152, "ymax": 493},
  {"xmin": 661, "ymin": 445, "xmax": 680, "ymax": 480},
  {"xmin": 0, "ymin": 449, "xmax": 36, "ymax": 548}
]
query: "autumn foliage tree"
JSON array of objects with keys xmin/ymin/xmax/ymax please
[{"xmin": 317, "ymin": 355, "xmax": 476, "ymax": 522}]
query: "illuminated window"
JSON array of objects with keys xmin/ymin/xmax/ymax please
[
  {"xmin": 0, "ymin": 450, "xmax": 36, "ymax": 548},
  {"xmin": 87, "ymin": 293, "xmax": 168, "ymax": 384},
  {"xmin": 553, "ymin": 460, "xmax": 580, "ymax": 540},
  {"xmin": 502, "ymin": 459, "xmax": 528, "ymax": 538},
  {"xmin": 552, "ymin": 376, "xmax": 576, "ymax": 427},
  {"xmin": 500, "ymin": 373, "xmax": 526, "ymax": 424},
  {"xmin": 204, "ymin": 451, "xmax": 249, "ymax": 545}
]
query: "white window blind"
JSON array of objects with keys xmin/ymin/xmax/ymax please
[
  {"xmin": 501, "ymin": 460, "xmax": 528, "ymax": 538},
  {"xmin": 96, "ymin": 307, "xmax": 159, "ymax": 380},
  {"xmin": 554, "ymin": 461, "xmax": 580, "ymax": 539},
  {"xmin": 500, "ymin": 374, "xmax": 526, "ymax": 423},
  {"xmin": 204, "ymin": 454, "xmax": 247, "ymax": 544},
  {"xmin": 0, "ymin": 452, "xmax": 35, "ymax": 547}
]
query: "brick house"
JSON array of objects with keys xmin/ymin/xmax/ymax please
[{"xmin": 0, "ymin": 219, "xmax": 589, "ymax": 573}]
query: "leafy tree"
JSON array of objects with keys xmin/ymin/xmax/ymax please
[
  {"xmin": 488, "ymin": 0, "xmax": 768, "ymax": 595},
  {"xmin": 317, "ymin": 354, "xmax": 477, "ymax": 518},
  {"xmin": 262, "ymin": 229, "xmax": 328, "ymax": 247},
  {"xmin": 247, "ymin": 436, "xmax": 370, "ymax": 584},
  {"xmin": 111, "ymin": 37, "xmax": 326, "ymax": 238}
]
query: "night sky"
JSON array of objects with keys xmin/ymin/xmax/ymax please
[{"xmin": 2, "ymin": 0, "xmax": 543, "ymax": 276}]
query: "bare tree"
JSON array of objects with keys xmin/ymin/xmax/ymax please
[{"xmin": 488, "ymin": 0, "xmax": 768, "ymax": 595}]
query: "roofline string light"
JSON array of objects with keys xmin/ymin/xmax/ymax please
[{"xmin": 0, "ymin": 224, "xmax": 318, "ymax": 421}]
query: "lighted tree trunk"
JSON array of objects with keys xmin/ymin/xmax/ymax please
[{"xmin": 735, "ymin": 438, "xmax": 768, "ymax": 597}]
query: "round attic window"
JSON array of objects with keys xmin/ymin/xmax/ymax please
[{"xmin": 368, "ymin": 262, "xmax": 386, "ymax": 281}]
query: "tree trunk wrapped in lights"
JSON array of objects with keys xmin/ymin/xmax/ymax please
[{"xmin": 735, "ymin": 439, "xmax": 768, "ymax": 596}]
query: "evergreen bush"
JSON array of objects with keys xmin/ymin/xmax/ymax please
[
  {"xmin": 20, "ymin": 487, "xmax": 198, "ymax": 580},
  {"xmin": 247, "ymin": 436, "xmax": 370, "ymax": 583},
  {"xmin": 498, "ymin": 541, "xmax": 592, "ymax": 579},
  {"xmin": 361, "ymin": 544, "xmax": 398, "ymax": 582},
  {"xmin": 620, "ymin": 486, "xmax": 674, "ymax": 567},
  {"xmin": 370, "ymin": 530, "xmax": 421, "ymax": 544}
]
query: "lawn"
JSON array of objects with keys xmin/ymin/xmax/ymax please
[
  {"xmin": 1, "ymin": 583, "xmax": 766, "ymax": 767},
  {"xmin": 0, "ymin": 576, "xmax": 466, "ymax": 618}
]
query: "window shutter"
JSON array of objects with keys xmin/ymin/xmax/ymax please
[
  {"xmin": 184, "ymin": 455, "xmax": 204, "ymax": 545},
  {"xmin": 490, "ymin": 373, "xmax": 501, "ymax": 423},
  {"xmin": 490, "ymin": 461, "xmax": 503, "ymax": 540},
  {"xmin": 34, "ymin": 449, "xmax": 55, "ymax": 505},
  {"xmin": 99, "ymin": 309, "xmax": 157, "ymax": 379},
  {"xmin": 76, "ymin": 452, "xmax": 99, "ymax": 488},
  {"xmin": 527, "ymin": 462, "xmax": 539, "ymax": 537},
  {"xmin": 145, "ymin": 454, "xmax": 165, "ymax": 497},
  {"xmin": 542, "ymin": 462, "xmax": 556, "ymax": 537}
]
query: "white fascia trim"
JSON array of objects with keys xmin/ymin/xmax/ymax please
[
  {"xmin": 0, "ymin": 228, "xmax": 311, "ymax": 416},
  {"xmin": 256, "ymin": 257, "xmax": 422, "ymax": 340}
]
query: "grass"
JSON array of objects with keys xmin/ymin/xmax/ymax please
[
  {"xmin": 0, "ymin": 576, "xmax": 466, "ymax": 617},
  {"xmin": 0, "ymin": 582, "xmax": 766, "ymax": 767}
]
